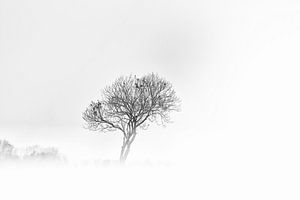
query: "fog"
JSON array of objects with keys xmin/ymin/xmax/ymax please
[{"xmin": 0, "ymin": 0, "xmax": 299, "ymax": 199}]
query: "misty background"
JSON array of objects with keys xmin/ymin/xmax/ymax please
[
  {"xmin": 1, "ymin": 0, "xmax": 300, "ymax": 199},
  {"xmin": 0, "ymin": 0, "xmax": 299, "ymax": 172}
]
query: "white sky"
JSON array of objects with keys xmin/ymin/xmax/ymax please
[{"xmin": 0, "ymin": 0, "xmax": 300, "ymax": 166}]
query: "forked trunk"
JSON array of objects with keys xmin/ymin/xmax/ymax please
[
  {"xmin": 119, "ymin": 142, "xmax": 131, "ymax": 163},
  {"xmin": 119, "ymin": 131, "xmax": 136, "ymax": 164}
]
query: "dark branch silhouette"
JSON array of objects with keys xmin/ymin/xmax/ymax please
[{"xmin": 83, "ymin": 73, "xmax": 180, "ymax": 163}]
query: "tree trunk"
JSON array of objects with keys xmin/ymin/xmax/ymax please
[
  {"xmin": 119, "ymin": 131, "xmax": 136, "ymax": 164},
  {"xmin": 119, "ymin": 142, "xmax": 131, "ymax": 163}
]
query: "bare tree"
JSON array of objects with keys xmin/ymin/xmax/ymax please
[{"xmin": 83, "ymin": 73, "xmax": 180, "ymax": 163}]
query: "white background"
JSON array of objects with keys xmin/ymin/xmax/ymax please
[{"xmin": 0, "ymin": 0, "xmax": 300, "ymax": 199}]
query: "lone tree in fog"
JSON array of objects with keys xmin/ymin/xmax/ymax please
[{"xmin": 83, "ymin": 73, "xmax": 180, "ymax": 163}]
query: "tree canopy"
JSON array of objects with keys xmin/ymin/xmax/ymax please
[{"xmin": 83, "ymin": 73, "xmax": 180, "ymax": 162}]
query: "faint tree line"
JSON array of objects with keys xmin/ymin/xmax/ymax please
[{"xmin": 0, "ymin": 140, "xmax": 65, "ymax": 162}]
